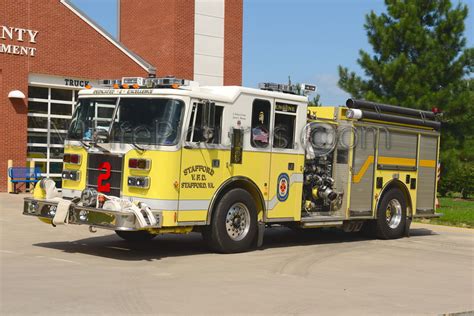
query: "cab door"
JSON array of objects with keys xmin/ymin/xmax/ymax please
[
  {"xmin": 178, "ymin": 100, "xmax": 223, "ymax": 223},
  {"xmin": 267, "ymin": 101, "xmax": 304, "ymax": 221}
]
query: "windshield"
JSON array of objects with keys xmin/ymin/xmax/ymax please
[{"xmin": 68, "ymin": 97, "xmax": 185, "ymax": 146}]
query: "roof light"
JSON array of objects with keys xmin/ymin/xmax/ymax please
[
  {"xmin": 113, "ymin": 83, "xmax": 120, "ymax": 89},
  {"xmin": 85, "ymin": 84, "xmax": 92, "ymax": 89},
  {"xmin": 122, "ymin": 77, "xmax": 146, "ymax": 86},
  {"xmin": 122, "ymin": 84, "xmax": 129, "ymax": 89},
  {"xmin": 300, "ymin": 83, "xmax": 317, "ymax": 95},
  {"xmin": 132, "ymin": 83, "xmax": 140, "ymax": 89},
  {"xmin": 99, "ymin": 79, "xmax": 121, "ymax": 88}
]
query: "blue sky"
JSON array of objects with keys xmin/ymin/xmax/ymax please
[{"xmin": 72, "ymin": 0, "xmax": 473, "ymax": 105}]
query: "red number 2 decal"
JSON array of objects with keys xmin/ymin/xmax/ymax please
[{"xmin": 98, "ymin": 162, "xmax": 111, "ymax": 193}]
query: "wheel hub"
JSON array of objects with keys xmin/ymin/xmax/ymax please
[
  {"xmin": 225, "ymin": 202, "xmax": 251, "ymax": 241},
  {"xmin": 386, "ymin": 199, "xmax": 402, "ymax": 229}
]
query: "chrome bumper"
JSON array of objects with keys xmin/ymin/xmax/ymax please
[{"xmin": 23, "ymin": 197, "xmax": 162, "ymax": 231}]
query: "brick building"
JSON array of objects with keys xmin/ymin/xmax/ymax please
[{"xmin": 1, "ymin": 0, "xmax": 242, "ymax": 192}]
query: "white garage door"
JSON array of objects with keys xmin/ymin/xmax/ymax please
[{"xmin": 27, "ymin": 85, "xmax": 79, "ymax": 188}]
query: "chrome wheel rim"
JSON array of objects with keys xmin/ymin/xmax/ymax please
[
  {"xmin": 225, "ymin": 202, "xmax": 251, "ymax": 241},
  {"xmin": 385, "ymin": 199, "xmax": 402, "ymax": 229}
]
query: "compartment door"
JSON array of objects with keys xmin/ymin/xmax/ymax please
[
  {"xmin": 416, "ymin": 135, "xmax": 438, "ymax": 214},
  {"xmin": 350, "ymin": 126, "xmax": 376, "ymax": 216}
]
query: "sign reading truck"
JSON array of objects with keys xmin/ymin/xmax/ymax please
[{"xmin": 22, "ymin": 76, "xmax": 442, "ymax": 254}]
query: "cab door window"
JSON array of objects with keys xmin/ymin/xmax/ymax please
[
  {"xmin": 251, "ymin": 99, "xmax": 271, "ymax": 148},
  {"xmin": 273, "ymin": 102, "xmax": 297, "ymax": 149},
  {"xmin": 186, "ymin": 102, "xmax": 223, "ymax": 144}
]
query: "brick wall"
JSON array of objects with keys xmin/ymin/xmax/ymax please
[
  {"xmin": 119, "ymin": 0, "xmax": 195, "ymax": 80},
  {"xmin": 224, "ymin": 0, "xmax": 243, "ymax": 85},
  {"xmin": 120, "ymin": 0, "xmax": 242, "ymax": 85},
  {"xmin": 0, "ymin": 0, "xmax": 149, "ymax": 191}
]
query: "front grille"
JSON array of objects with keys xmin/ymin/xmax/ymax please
[{"xmin": 87, "ymin": 153, "xmax": 123, "ymax": 197}]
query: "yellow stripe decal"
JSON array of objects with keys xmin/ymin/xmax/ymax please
[
  {"xmin": 378, "ymin": 156, "xmax": 416, "ymax": 167},
  {"xmin": 419, "ymin": 159, "xmax": 436, "ymax": 168},
  {"xmin": 352, "ymin": 156, "xmax": 436, "ymax": 183},
  {"xmin": 352, "ymin": 155, "xmax": 374, "ymax": 183}
]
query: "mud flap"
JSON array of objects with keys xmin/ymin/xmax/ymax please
[{"xmin": 257, "ymin": 220, "xmax": 265, "ymax": 248}]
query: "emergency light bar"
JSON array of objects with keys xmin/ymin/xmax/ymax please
[
  {"xmin": 259, "ymin": 82, "xmax": 317, "ymax": 96},
  {"xmin": 96, "ymin": 76, "xmax": 196, "ymax": 89},
  {"xmin": 259, "ymin": 82, "xmax": 298, "ymax": 94}
]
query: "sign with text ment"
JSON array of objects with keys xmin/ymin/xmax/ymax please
[{"xmin": 1, "ymin": 25, "xmax": 39, "ymax": 57}]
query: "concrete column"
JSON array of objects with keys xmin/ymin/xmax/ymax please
[
  {"xmin": 7, "ymin": 159, "xmax": 13, "ymax": 193},
  {"xmin": 29, "ymin": 160, "xmax": 35, "ymax": 192}
]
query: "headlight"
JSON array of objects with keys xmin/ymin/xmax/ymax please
[
  {"xmin": 28, "ymin": 201, "xmax": 39, "ymax": 214},
  {"xmin": 127, "ymin": 176, "xmax": 150, "ymax": 189},
  {"xmin": 62, "ymin": 170, "xmax": 80, "ymax": 181}
]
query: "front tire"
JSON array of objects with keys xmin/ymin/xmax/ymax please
[
  {"xmin": 115, "ymin": 230, "xmax": 156, "ymax": 242},
  {"xmin": 206, "ymin": 188, "xmax": 258, "ymax": 253},
  {"xmin": 375, "ymin": 188, "xmax": 407, "ymax": 239}
]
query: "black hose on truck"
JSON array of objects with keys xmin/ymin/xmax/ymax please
[{"xmin": 346, "ymin": 99, "xmax": 441, "ymax": 130}]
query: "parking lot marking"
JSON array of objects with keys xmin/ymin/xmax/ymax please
[
  {"xmin": 0, "ymin": 249, "xmax": 16, "ymax": 254},
  {"xmin": 50, "ymin": 257, "xmax": 80, "ymax": 264}
]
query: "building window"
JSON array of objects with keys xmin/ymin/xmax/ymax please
[
  {"xmin": 251, "ymin": 99, "xmax": 271, "ymax": 148},
  {"xmin": 27, "ymin": 85, "xmax": 79, "ymax": 188}
]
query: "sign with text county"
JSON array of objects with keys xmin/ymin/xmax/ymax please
[{"xmin": 1, "ymin": 25, "xmax": 39, "ymax": 57}]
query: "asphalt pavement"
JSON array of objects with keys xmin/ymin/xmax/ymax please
[{"xmin": 1, "ymin": 193, "xmax": 473, "ymax": 315}]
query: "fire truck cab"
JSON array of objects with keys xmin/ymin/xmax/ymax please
[{"xmin": 23, "ymin": 77, "xmax": 441, "ymax": 253}]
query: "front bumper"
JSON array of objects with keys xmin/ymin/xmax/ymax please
[{"xmin": 23, "ymin": 197, "xmax": 162, "ymax": 231}]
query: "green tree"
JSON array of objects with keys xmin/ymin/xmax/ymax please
[
  {"xmin": 308, "ymin": 94, "xmax": 322, "ymax": 106},
  {"xmin": 338, "ymin": 0, "xmax": 474, "ymax": 197}
]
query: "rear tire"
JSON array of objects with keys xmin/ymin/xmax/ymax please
[
  {"xmin": 207, "ymin": 188, "xmax": 258, "ymax": 253},
  {"xmin": 375, "ymin": 188, "xmax": 407, "ymax": 239},
  {"xmin": 115, "ymin": 230, "xmax": 156, "ymax": 242}
]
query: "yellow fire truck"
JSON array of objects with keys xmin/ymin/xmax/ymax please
[{"xmin": 23, "ymin": 77, "xmax": 441, "ymax": 253}]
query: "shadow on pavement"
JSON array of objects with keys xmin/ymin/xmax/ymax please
[{"xmin": 33, "ymin": 226, "xmax": 437, "ymax": 261}]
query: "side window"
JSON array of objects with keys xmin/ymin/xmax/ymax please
[
  {"xmin": 186, "ymin": 102, "xmax": 223, "ymax": 144},
  {"xmin": 273, "ymin": 102, "xmax": 296, "ymax": 149},
  {"xmin": 251, "ymin": 99, "xmax": 271, "ymax": 148}
]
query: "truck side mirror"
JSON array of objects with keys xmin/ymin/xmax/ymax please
[{"xmin": 201, "ymin": 101, "xmax": 215, "ymax": 141}]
